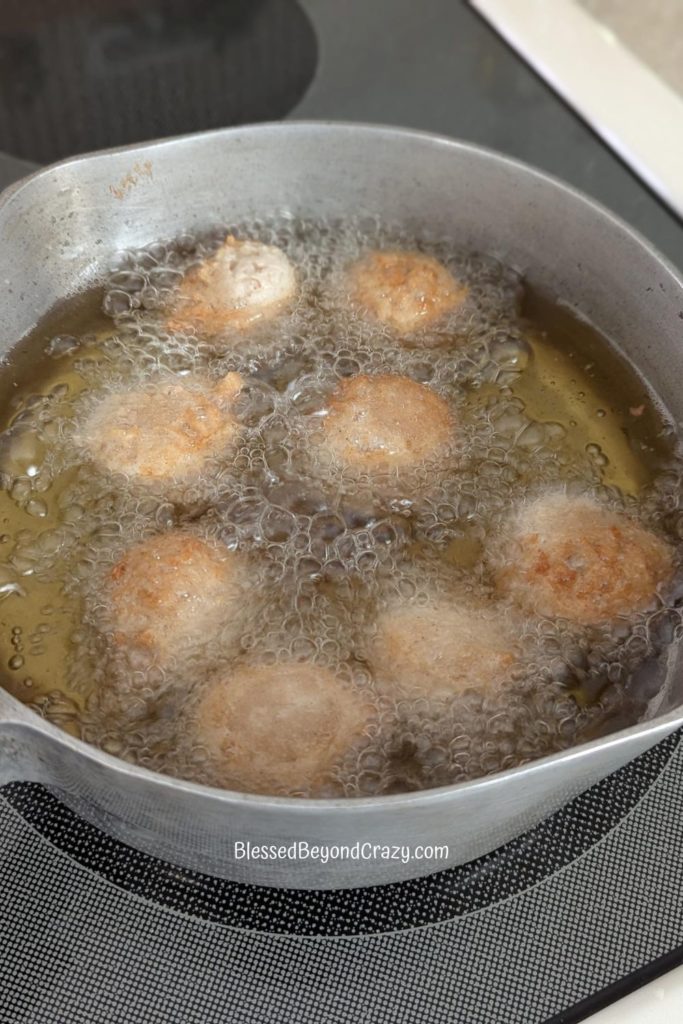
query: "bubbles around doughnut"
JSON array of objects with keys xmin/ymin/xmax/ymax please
[
  {"xmin": 348, "ymin": 249, "xmax": 469, "ymax": 334},
  {"xmin": 104, "ymin": 530, "xmax": 246, "ymax": 669},
  {"xmin": 314, "ymin": 373, "xmax": 455, "ymax": 483},
  {"xmin": 490, "ymin": 491, "xmax": 675, "ymax": 626},
  {"xmin": 76, "ymin": 372, "xmax": 244, "ymax": 489},
  {"xmin": 167, "ymin": 236, "xmax": 297, "ymax": 338},
  {"xmin": 191, "ymin": 660, "xmax": 376, "ymax": 796},
  {"xmin": 368, "ymin": 596, "xmax": 522, "ymax": 700}
]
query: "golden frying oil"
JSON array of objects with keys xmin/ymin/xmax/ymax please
[{"xmin": 0, "ymin": 218, "xmax": 679, "ymax": 795}]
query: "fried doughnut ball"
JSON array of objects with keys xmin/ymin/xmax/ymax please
[
  {"xmin": 368, "ymin": 598, "xmax": 520, "ymax": 700},
  {"xmin": 78, "ymin": 372, "xmax": 243, "ymax": 486},
  {"xmin": 318, "ymin": 374, "xmax": 454, "ymax": 475},
  {"xmin": 348, "ymin": 249, "xmax": 468, "ymax": 333},
  {"xmin": 492, "ymin": 492, "xmax": 675, "ymax": 626},
  {"xmin": 106, "ymin": 531, "xmax": 243, "ymax": 665},
  {"xmin": 167, "ymin": 236, "xmax": 296, "ymax": 335},
  {"xmin": 194, "ymin": 661, "xmax": 373, "ymax": 795}
]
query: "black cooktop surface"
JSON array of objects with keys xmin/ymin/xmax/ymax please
[
  {"xmin": 1, "ymin": 3, "xmax": 682, "ymax": 1022},
  {"xmin": 0, "ymin": 0, "xmax": 317, "ymax": 162},
  {"xmin": 2, "ymin": 733, "xmax": 683, "ymax": 1023},
  {"xmin": 1, "ymin": 0, "xmax": 682, "ymax": 271}
]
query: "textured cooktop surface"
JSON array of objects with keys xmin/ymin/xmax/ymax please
[{"xmin": 1, "ymin": 3, "xmax": 683, "ymax": 1021}]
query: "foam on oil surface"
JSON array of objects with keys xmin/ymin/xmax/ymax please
[{"xmin": 0, "ymin": 216, "xmax": 681, "ymax": 797}]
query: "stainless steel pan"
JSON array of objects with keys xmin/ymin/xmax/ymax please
[{"xmin": 1, "ymin": 122, "xmax": 682, "ymax": 889}]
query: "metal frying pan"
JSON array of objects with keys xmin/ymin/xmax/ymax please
[{"xmin": 1, "ymin": 122, "xmax": 682, "ymax": 888}]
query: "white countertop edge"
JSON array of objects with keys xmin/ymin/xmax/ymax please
[
  {"xmin": 469, "ymin": 0, "xmax": 683, "ymax": 220},
  {"xmin": 586, "ymin": 961, "xmax": 683, "ymax": 1021}
]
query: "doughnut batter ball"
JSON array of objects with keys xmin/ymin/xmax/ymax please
[
  {"xmin": 78, "ymin": 372, "xmax": 244, "ymax": 486},
  {"xmin": 106, "ymin": 531, "xmax": 244, "ymax": 666},
  {"xmin": 168, "ymin": 236, "xmax": 297, "ymax": 336},
  {"xmin": 492, "ymin": 492, "xmax": 675, "ymax": 626},
  {"xmin": 348, "ymin": 249, "xmax": 469, "ymax": 334},
  {"xmin": 318, "ymin": 373, "xmax": 454, "ymax": 476},
  {"xmin": 368, "ymin": 598, "xmax": 520, "ymax": 700},
  {"xmin": 194, "ymin": 661, "xmax": 373, "ymax": 795}
]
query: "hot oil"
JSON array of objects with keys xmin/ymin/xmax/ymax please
[
  {"xmin": 0, "ymin": 216, "xmax": 680, "ymax": 796},
  {"xmin": 0, "ymin": 292, "xmax": 120, "ymax": 733},
  {"xmin": 515, "ymin": 291, "xmax": 672, "ymax": 495}
]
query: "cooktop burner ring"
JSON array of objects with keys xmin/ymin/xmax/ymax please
[{"xmin": 0, "ymin": 0, "xmax": 317, "ymax": 163}]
